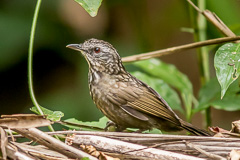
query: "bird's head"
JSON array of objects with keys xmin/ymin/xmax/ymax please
[{"xmin": 67, "ymin": 38, "xmax": 124, "ymax": 74}]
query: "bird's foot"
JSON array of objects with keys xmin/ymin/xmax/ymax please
[
  {"xmin": 104, "ymin": 121, "xmax": 126, "ymax": 132},
  {"xmin": 104, "ymin": 121, "xmax": 116, "ymax": 131}
]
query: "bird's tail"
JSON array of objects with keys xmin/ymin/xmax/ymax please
[{"xmin": 180, "ymin": 120, "xmax": 211, "ymax": 136}]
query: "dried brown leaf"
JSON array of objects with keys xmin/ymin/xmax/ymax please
[
  {"xmin": 80, "ymin": 144, "xmax": 120, "ymax": 160},
  {"xmin": 0, "ymin": 114, "xmax": 52, "ymax": 128},
  {"xmin": 80, "ymin": 144, "xmax": 101, "ymax": 158},
  {"xmin": 209, "ymin": 126, "xmax": 229, "ymax": 134},
  {"xmin": 209, "ymin": 126, "xmax": 240, "ymax": 138},
  {"xmin": 231, "ymin": 120, "xmax": 240, "ymax": 134},
  {"xmin": 99, "ymin": 152, "xmax": 120, "ymax": 160},
  {"xmin": 229, "ymin": 150, "xmax": 240, "ymax": 160},
  {"xmin": 65, "ymin": 133, "xmax": 76, "ymax": 145}
]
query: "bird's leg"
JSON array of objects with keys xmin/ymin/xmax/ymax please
[{"xmin": 104, "ymin": 121, "xmax": 126, "ymax": 132}]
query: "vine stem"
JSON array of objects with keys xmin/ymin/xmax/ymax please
[
  {"xmin": 28, "ymin": 0, "xmax": 43, "ymax": 115},
  {"xmin": 28, "ymin": 0, "xmax": 58, "ymax": 139}
]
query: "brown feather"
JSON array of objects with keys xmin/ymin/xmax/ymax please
[{"xmin": 108, "ymin": 78, "xmax": 181, "ymax": 125}]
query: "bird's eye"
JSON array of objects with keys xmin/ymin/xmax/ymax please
[{"xmin": 94, "ymin": 47, "xmax": 101, "ymax": 53}]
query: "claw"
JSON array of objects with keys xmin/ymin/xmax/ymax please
[
  {"xmin": 104, "ymin": 121, "xmax": 116, "ymax": 131},
  {"xmin": 104, "ymin": 121, "xmax": 126, "ymax": 132}
]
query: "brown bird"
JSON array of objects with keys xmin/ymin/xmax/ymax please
[{"xmin": 67, "ymin": 39, "xmax": 210, "ymax": 136}]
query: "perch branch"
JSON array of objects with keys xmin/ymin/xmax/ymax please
[
  {"xmin": 69, "ymin": 135, "xmax": 204, "ymax": 160},
  {"xmin": 11, "ymin": 130, "xmax": 240, "ymax": 158}
]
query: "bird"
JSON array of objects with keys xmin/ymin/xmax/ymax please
[{"xmin": 66, "ymin": 38, "xmax": 210, "ymax": 136}]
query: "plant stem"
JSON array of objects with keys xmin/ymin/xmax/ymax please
[
  {"xmin": 197, "ymin": 0, "xmax": 211, "ymax": 128},
  {"xmin": 197, "ymin": 0, "xmax": 210, "ymax": 82},
  {"xmin": 28, "ymin": 0, "xmax": 58, "ymax": 139},
  {"xmin": 188, "ymin": 0, "xmax": 211, "ymax": 127}
]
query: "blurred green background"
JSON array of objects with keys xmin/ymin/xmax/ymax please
[{"xmin": 0, "ymin": 0, "xmax": 240, "ymax": 129}]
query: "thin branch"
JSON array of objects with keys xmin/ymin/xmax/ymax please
[
  {"xmin": 186, "ymin": 142, "xmax": 225, "ymax": 160},
  {"xmin": 186, "ymin": 0, "xmax": 236, "ymax": 37},
  {"xmin": 186, "ymin": 0, "xmax": 202, "ymax": 13},
  {"xmin": 11, "ymin": 142, "xmax": 71, "ymax": 160},
  {"xmin": 6, "ymin": 146, "xmax": 36, "ymax": 160},
  {"xmin": 122, "ymin": 36, "xmax": 240, "ymax": 63},
  {"xmin": 203, "ymin": 10, "xmax": 236, "ymax": 37}
]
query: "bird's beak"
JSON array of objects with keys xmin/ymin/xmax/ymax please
[{"xmin": 66, "ymin": 44, "xmax": 83, "ymax": 51}]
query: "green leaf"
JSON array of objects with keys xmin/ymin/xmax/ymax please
[
  {"xmin": 30, "ymin": 106, "xmax": 64, "ymax": 121},
  {"xmin": 214, "ymin": 43, "xmax": 240, "ymax": 98},
  {"xmin": 143, "ymin": 128, "xmax": 162, "ymax": 134},
  {"xmin": 134, "ymin": 59, "xmax": 192, "ymax": 93},
  {"xmin": 211, "ymin": 95, "xmax": 240, "ymax": 111},
  {"xmin": 195, "ymin": 78, "xmax": 220, "ymax": 112},
  {"xmin": 126, "ymin": 128, "xmax": 162, "ymax": 134},
  {"xmin": 131, "ymin": 71, "xmax": 183, "ymax": 113},
  {"xmin": 195, "ymin": 78, "xmax": 240, "ymax": 112},
  {"xmin": 133, "ymin": 59, "xmax": 193, "ymax": 120},
  {"xmin": 63, "ymin": 116, "xmax": 108, "ymax": 131},
  {"xmin": 74, "ymin": 0, "xmax": 102, "ymax": 17},
  {"xmin": 81, "ymin": 158, "xmax": 90, "ymax": 160}
]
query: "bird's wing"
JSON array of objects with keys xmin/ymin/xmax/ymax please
[{"xmin": 107, "ymin": 78, "xmax": 180, "ymax": 125}]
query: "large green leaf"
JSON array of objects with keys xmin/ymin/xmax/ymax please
[
  {"xmin": 133, "ymin": 59, "xmax": 193, "ymax": 120},
  {"xmin": 195, "ymin": 78, "xmax": 240, "ymax": 112},
  {"xmin": 214, "ymin": 43, "xmax": 240, "ymax": 98},
  {"xmin": 195, "ymin": 78, "xmax": 220, "ymax": 112},
  {"xmin": 63, "ymin": 116, "xmax": 108, "ymax": 131},
  {"xmin": 134, "ymin": 59, "xmax": 192, "ymax": 93},
  {"xmin": 127, "ymin": 128, "xmax": 162, "ymax": 134},
  {"xmin": 30, "ymin": 106, "xmax": 64, "ymax": 122},
  {"xmin": 74, "ymin": 0, "xmax": 102, "ymax": 17},
  {"xmin": 131, "ymin": 71, "xmax": 183, "ymax": 113}
]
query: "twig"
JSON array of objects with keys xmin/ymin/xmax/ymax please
[
  {"xmin": 121, "ymin": 36, "xmax": 240, "ymax": 63},
  {"xmin": 11, "ymin": 142, "xmax": 72, "ymax": 160},
  {"xmin": 186, "ymin": 0, "xmax": 236, "ymax": 37},
  {"xmin": 186, "ymin": 141, "xmax": 225, "ymax": 160},
  {"xmin": 13, "ymin": 128, "xmax": 97, "ymax": 160},
  {"xmin": 5, "ymin": 143, "xmax": 36, "ymax": 160},
  {"xmin": 203, "ymin": 10, "xmax": 236, "ymax": 37}
]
